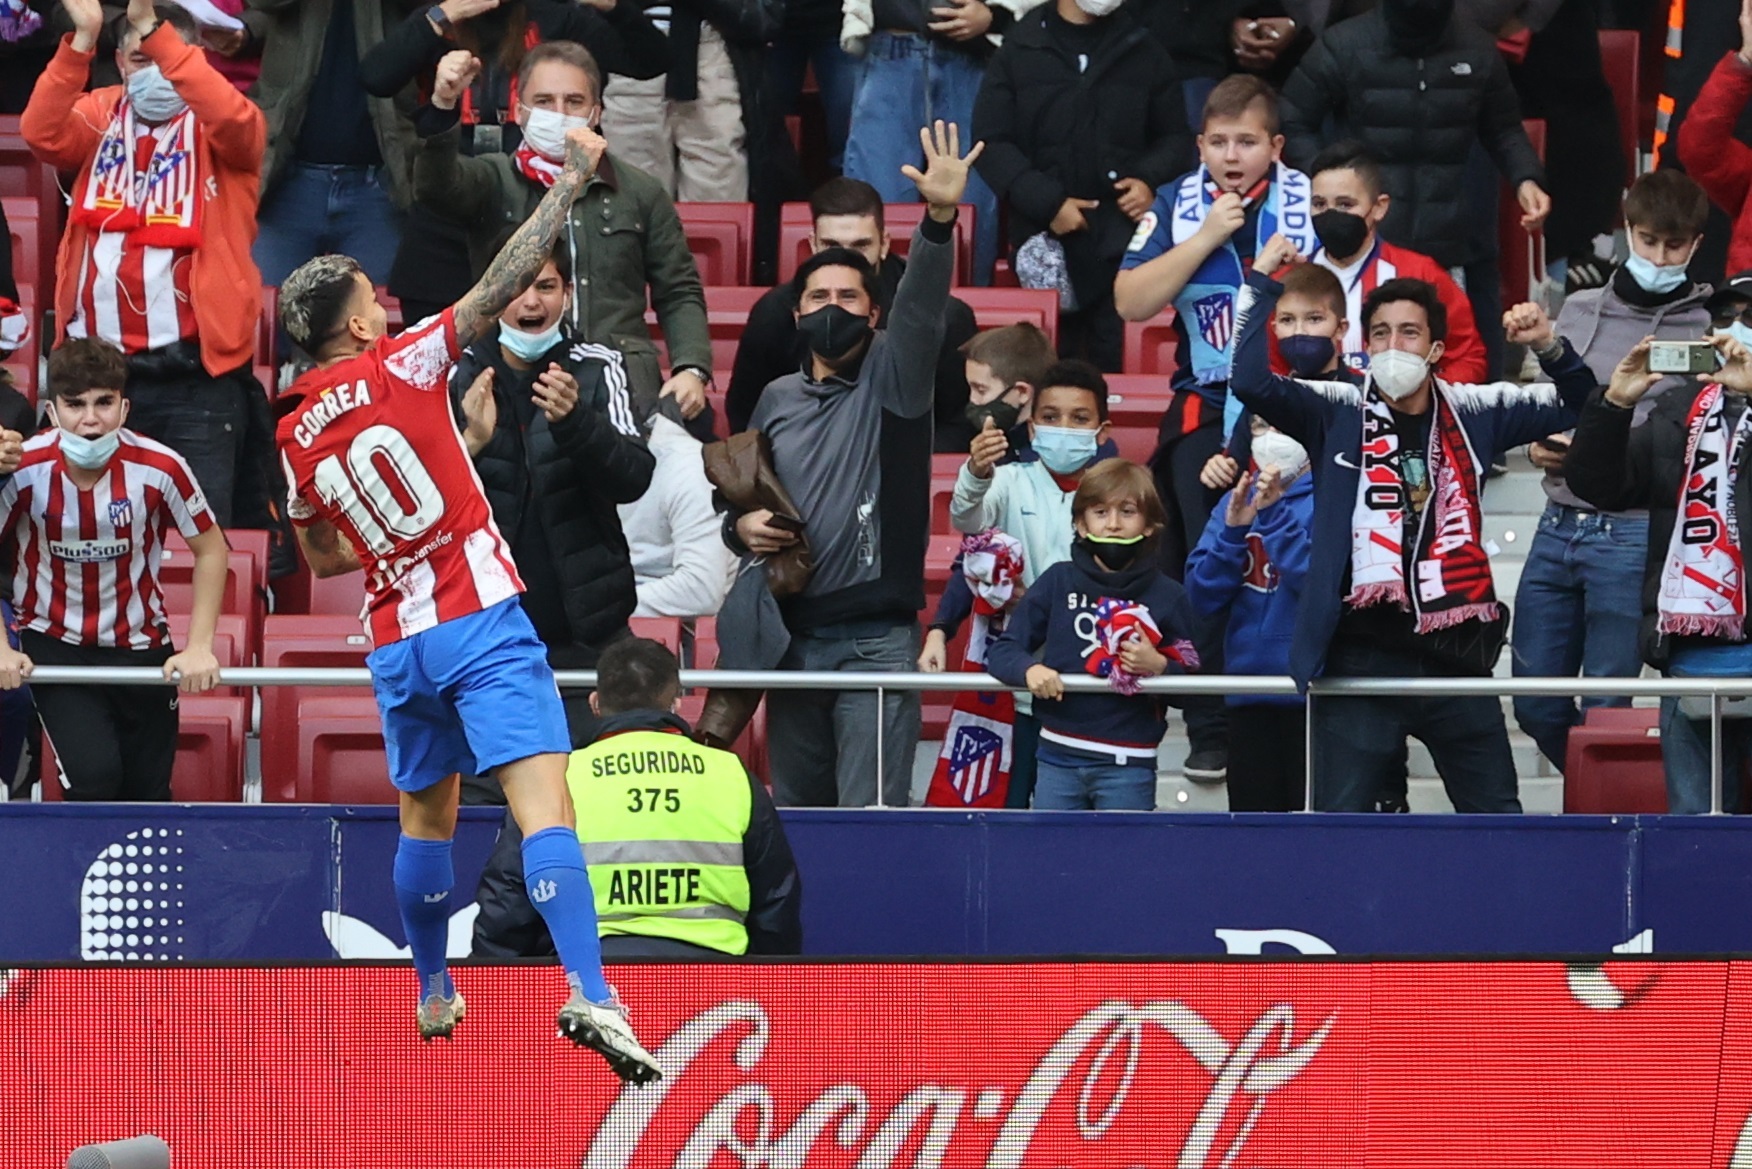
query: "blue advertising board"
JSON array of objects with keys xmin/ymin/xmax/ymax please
[{"xmin": 0, "ymin": 805, "xmax": 1739, "ymax": 961}]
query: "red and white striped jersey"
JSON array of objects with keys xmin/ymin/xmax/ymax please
[
  {"xmin": 65, "ymin": 126, "xmax": 198, "ymax": 354},
  {"xmin": 277, "ymin": 309, "xmax": 524, "ymax": 647},
  {"xmin": 0, "ymin": 430, "xmax": 215, "ymax": 650}
]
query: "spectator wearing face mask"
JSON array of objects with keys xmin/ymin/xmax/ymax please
[
  {"xmin": 417, "ymin": 41, "xmax": 717, "ymax": 441},
  {"xmin": 1232, "ymin": 266, "xmax": 1595, "ymax": 813},
  {"xmin": 1511, "ymin": 170, "xmax": 1713, "ymax": 775},
  {"xmin": 725, "ymin": 177, "xmax": 977, "ymax": 450},
  {"xmin": 969, "ymin": 0, "xmax": 1190, "ymax": 371},
  {"xmin": 1279, "ymin": 0, "xmax": 1550, "ymax": 380},
  {"xmin": 23, "ymin": 0, "xmax": 269, "ymax": 528}
]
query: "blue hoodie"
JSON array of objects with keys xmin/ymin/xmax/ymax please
[
  {"xmin": 1184, "ymin": 470, "xmax": 1315, "ymax": 707},
  {"xmin": 987, "ymin": 543, "xmax": 1197, "ymax": 765}
]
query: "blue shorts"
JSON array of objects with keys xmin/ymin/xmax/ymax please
[{"xmin": 367, "ymin": 598, "xmax": 571, "ymax": 792}]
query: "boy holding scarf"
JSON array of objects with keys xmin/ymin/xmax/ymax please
[
  {"xmin": 1231, "ymin": 266, "xmax": 1596, "ymax": 814},
  {"xmin": 1565, "ymin": 333, "xmax": 1752, "ymax": 814}
]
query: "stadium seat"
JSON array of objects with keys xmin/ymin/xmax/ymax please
[
  {"xmin": 293, "ymin": 693, "xmax": 394, "ymax": 804},
  {"xmin": 677, "ymin": 203, "xmax": 754, "ymax": 285},
  {"xmin": 1122, "ymin": 310, "xmax": 1179, "ymax": 376},
  {"xmin": 629, "ymin": 616, "xmax": 683, "ymax": 655},
  {"xmin": 959, "ymin": 287, "xmax": 1059, "ymax": 346},
  {"xmin": 158, "ymin": 543, "xmax": 265, "ymax": 658},
  {"xmin": 163, "ymin": 612, "xmax": 251, "ymax": 698},
  {"xmin": 777, "ymin": 201, "xmax": 975, "ymax": 284},
  {"xmin": 1598, "ymin": 30, "xmax": 1642, "ymax": 176},
  {"xmin": 647, "ymin": 285, "xmax": 766, "ymax": 386},
  {"xmin": 1563, "ymin": 707, "xmax": 1666, "ymax": 814},
  {"xmin": 0, "ymin": 115, "xmax": 61, "ymax": 303},
  {"xmin": 39, "ymin": 693, "xmax": 247, "ymax": 803},
  {"xmin": 304, "ymin": 570, "xmax": 367, "ymax": 617},
  {"xmin": 259, "ymin": 615, "xmax": 374, "ymax": 803},
  {"xmin": 1105, "ymin": 373, "xmax": 1175, "ymax": 432}
]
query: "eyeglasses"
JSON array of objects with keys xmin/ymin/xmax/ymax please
[{"xmin": 1714, "ymin": 305, "xmax": 1752, "ymax": 330}]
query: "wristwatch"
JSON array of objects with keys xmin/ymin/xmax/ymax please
[
  {"xmin": 674, "ymin": 365, "xmax": 712, "ymax": 386},
  {"xmin": 426, "ymin": 4, "xmax": 453, "ymax": 34}
]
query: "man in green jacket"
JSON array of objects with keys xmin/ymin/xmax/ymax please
[{"xmin": 414, "ymin": 39, "xmax": 715, "ymax": 436}]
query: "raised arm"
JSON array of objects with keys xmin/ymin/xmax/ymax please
[
  {"xmin": 20, "ymin": 0, "xmax": 106, "ymax": 170},
  {"xmin": 451, "ymin": 126, "xmax": 606, "ymax": 347},
  {"xmin": 1678, "ymin": 47, "xmax": 1752, "ymax": 216},
  {"xmin": 141, "ymin": 12, "xmax": 265, "ymax": 171},
  {"xmin": 1491, "ymin": 303, "xmax": 1598, "ymax": 449}
]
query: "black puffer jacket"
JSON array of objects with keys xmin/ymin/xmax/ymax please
[
  {"xmin": 973, "ymin": 5, "xmax": 1191, "ymax": 306},
  {"xmin": 1279, "ymin": 7, "xmax": 1544, "ymax": 269},
  {"xmin": 450, "ymin": 334, "xmax": 655, "ymax": 662},
  {"xmin": 1564, "ymin": 382, "xmax": 1752, "ymax": 671}
]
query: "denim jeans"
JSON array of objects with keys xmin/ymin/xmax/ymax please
[
  {"xmin": 1034, "ymin": 752, "xmax": 1156, "ymax": 810},
  {"xmin": 768, "ymin": 28, "xmax": 857, "ymax": 170},
  {"xmin": 1314, "ymin": 641, "xmax": 1521, "ymax": 812},
  {"xmin": 1659, "ymin": 679, "xmax": 1752, "ymax": 815},
  {"xmin": 255, "ymin": 163, "xmax": 403, "ymax": 290},
  {"xmin": 843, "ymin": 32, "xmax": 999, "ymax": 283},
  {"xmin": 766, "ymin": 621, "xmax": 922, "ymax": 808},
  {"xmin": 1510, "ymin": 505, "xmax": 1647, "ymax": 771}
]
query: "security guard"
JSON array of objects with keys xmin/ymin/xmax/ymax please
[{"xmin": 573, "ymin": 637, "xmax": 802, "ymax": 958}]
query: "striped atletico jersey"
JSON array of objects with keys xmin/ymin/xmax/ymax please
[
  {"xmin": 277, "ymin": 308, "xmax": 524, "ymax": 647},
  {"xmin": 0, "ymin": 429, "xmax": 215, "ymax": 650},
  {"xmin": 65, "ymin": 126, "xmax": 198, "ymax": 354}
]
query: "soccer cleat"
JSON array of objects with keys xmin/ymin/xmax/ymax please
[
  {"xmin": 557, "ymin": 989, "xmax": 663, "ymax": 1084},
  {"xmin": 417, "ymin": 989, "xmax": 466, "ymax": 1041}
]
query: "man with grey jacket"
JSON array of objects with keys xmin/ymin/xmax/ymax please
[
  {"xmin": 728, "ymin": 120, "xmax": 981, "ymax": 808},
  {"xmin": 1511, "ymin": 170, "xmax": 1714, "ymax": 771}
]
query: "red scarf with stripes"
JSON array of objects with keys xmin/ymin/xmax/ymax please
[{"xmin": 72, "ymin": 103, "xmax": 203, "ymax": 248}]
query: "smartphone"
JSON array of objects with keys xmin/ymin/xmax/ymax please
[
  {"xmin": 765, "ymin": 513, "xmax": 806, "ymax": 535},
  {"xmin": 1535, "ymin": 435, "xmax": 1571, "ymax": 454},
  {"xmin": 1648, "ymin": 340, "xmax": 1720, "ymax": 375}
]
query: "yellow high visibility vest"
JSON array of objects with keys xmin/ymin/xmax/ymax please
[{"xmin": 567, "ymin": 729, "xmax": 752, "ymax": 955}]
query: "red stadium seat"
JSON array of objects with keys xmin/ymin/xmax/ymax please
[
  {"xmin": 259, "ymin": 615, "xmax": 374, "ymax": 802},
  {"xmin": 1598, "ymin": 30, "xmax": 1641, "ymax": 176},
  {"xmin": 293, "ymin": 693, "xmax": 394, "ymax": 803},
  {"xmin": 1123, "ymin": 311, "xmax": 1179, "ymax": 375},
  {"xmin": 676, "ymin": 203, "xmax": 754, "ymax": 285},
  {"xmin": 0, "ymin": 115, "xmax": 62, "ymax": 305},
  {"xmin": 304, "ymin": 570, "xmax": 367, "ymax": 617},
  {"xmin": 39, "ymin": 693, "xmax": 247, "ymax": 802},
  {"xmin": 158, "ymin": 543, "xmax": 264, "ymax": 657},
  {"xmin": 1106, "ymin": 373, "xmax": 1175, "ymax": 432},
  {"xmin": 778, "ymin": 202, "xmax": 975, "ymax": 284},
  {"xmin": 959, "ymin": 287, "xmax": 1059, "ymax": 345},
  {"xmin": 629, "ymin": 616, "xmax": 683, "ymax": 655},
  {"xmin": 163, "ymin": 612, "xmax": 251, "ymax": 698},
  {"xmin": 1563, "ymin": 707, "xmax": 1666, "ymax": 814},
  {"xmin": 647, "ymin": 285, "xmax": 765, "ymax": 385}
]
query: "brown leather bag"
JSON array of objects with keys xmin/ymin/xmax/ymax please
[{"xmin": 702, "ymin": 430, "xmax": 815, "ymax": 598}]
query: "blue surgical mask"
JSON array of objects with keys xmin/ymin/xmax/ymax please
[
  {"xmin": 59, "ymin": 428, "xmax": 120, "ymax": 470},
  {"xmin": 1727, "ymin": 321, "xmax": 1752, "ymax": 352},
  {"xmin": 1624, "ymin": 250, "xmax": 1691, "ymax": 296},
  {"xmin": 1032, "ymin": 425, "xmax": 1100, "ymax": 475},
  {"xmin": 125, "ymin": 65, "xmax": 187, "ymax": 124},
  {"xmin": 498, "ymin": 319, "xmax": 562, "ymax": 362}
]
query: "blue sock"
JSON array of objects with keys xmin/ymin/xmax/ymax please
[
  {"xmin": 522, "ymin": 826, "xmax": 610, "ymax": 1003},
  {"xmin": 393, "ymin": 835, "xmax": 455, "ymax": 1002}
]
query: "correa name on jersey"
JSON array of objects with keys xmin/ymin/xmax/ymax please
[{"xmin": 289, "ymin": 380, "xmax": 374, "ymax": 449}]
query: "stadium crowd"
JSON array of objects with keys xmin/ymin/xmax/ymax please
[{"xmin": 3, "ymin": 0, "xmax": 1752, "ymax": 819}]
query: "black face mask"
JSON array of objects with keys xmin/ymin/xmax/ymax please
[
  {"xmin": 797, "ymin": 303, "xmax": 873, "ymax": 363},
  {"xmin": 1381, "ymin": 0, "xmax": 1454, "ymax": 55},
  {"xmin": 965, "ymin": 395, "xmax": 1022, "ymax": 434},
  {"xmin": 1077, "ymin": 533, "xmax": 1146, "ymax": 572},
  {"xmin": 1312, "ymin": 209, "xmax": 1370, "ymax": 261}
]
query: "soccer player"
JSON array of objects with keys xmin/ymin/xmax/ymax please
[{"xmin": 273, "ymin": 125, "xmax": 661, "ymax": 1084}]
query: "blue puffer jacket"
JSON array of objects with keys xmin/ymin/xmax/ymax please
[{"xmin": 1184, "ymin": 470, "xmax": 1315, "ymax": 707}]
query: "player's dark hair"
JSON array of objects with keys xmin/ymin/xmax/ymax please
[
  {"xmin": 48, "ymin": 338, "xmax": 129, "ymax": 403},
  {"xmin": 792, "ymin": 247, "xmax": 881, "ymax": 307},
  {"xmin": 1037, "ymin": 359, "xmax": 1110, "ymax": 421},
  {"xmin": 1308, "ymin": 139, "xmax": 1385, "ymax": 199},
  {"xmin": 810, "ymin": 177, "xmax": 885, "ymax": 232},
  {"xmin": 1362, "ymin": 277, "xmax": 1448, "ymax": 343},
  {"xmin": 596, "ymin": 638, "xmax": 682, "ymax": 715}
]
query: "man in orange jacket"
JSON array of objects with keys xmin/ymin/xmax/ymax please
[{"xmin": 23, "ymin": 0, "xmax": 266, "ymax": 525}]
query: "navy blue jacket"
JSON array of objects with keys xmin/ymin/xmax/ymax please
[
  {"xmin": 987, "ymin": 543, "xmax": 1197, "ymax": 762},
  {"xmin": 1184, "ymin": 470, "xmax": 1314, "ymax": 706},
  {"xmin": 1230, "ymin": 271, "xmax": 1597, "ymax": 688}
]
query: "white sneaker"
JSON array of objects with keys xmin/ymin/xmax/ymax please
[
  {"xmin": 557, "ymin": 988, "xmax": 662, "ymax": 1084},
  {"xmin": 417, "ymin": 989, "xmax": 466, "ymax": 1041}
]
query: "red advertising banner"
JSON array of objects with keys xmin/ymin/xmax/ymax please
[{"xmin": 3, "ymin": 959, "xmax": 1751, "ymax": 1167}]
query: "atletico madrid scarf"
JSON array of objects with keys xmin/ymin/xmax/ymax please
[
  {"xmin": 961, "ymin": 530, "xmax": 1024, "ymax": 667},
  {"xmin": 1658, "ymin": 384, "xmax": 1752, "ymax": 639},
  {"xmin": 1346, "ymin": 386, "xmax": 1499, "ymax": 632},
  {"xmin": 73, "ymin": 103, "xmax": 202, "ymax": 247},
  {"xmin": 926, "ymin": 531, "xmax": 1024, "ymax": 810},
  {"xmin": 513, "ymin": 142, "xmax": 564, "ymax": 188}
]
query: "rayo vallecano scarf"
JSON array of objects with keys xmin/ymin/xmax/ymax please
[
  {"xmin": 1659, "ymin": 383, "xmax": 1751, "ymax": 638},
  {"xmin": 74, "ymin": 102, "xmax": 203, "ymax": 247},
  {"xmin": 1347, "ymin": 385, "xmax": 1499, "ymax": 631}
]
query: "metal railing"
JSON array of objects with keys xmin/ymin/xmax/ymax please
[{"xmin": 18, "ymin": 668, "xmax": 1752, "ymax": 814}]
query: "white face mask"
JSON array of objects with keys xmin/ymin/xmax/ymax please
[
  {"xmin": 1075, "ymin": 0, "xmax": 1125, "ymax": 14},
  {"xmin": 1370, "ymin": 348, "xmax": 1431, "ymax": 401},
  {"xmin": 126, "ymin": 64, "xmax": 187, "ymax": 123},
  {"xmin": 520, "ymin": 105, "xmax": 593, "ymax": 162},
  {"xmin": 1251, "ymin": 430, "xmax": 1308, "ymax": 480}
]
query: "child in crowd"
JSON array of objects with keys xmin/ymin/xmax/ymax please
[
  {"xmin": 943, "ymin": 322, "xmax": 1054, "ymax": 455},
  {"xmin": 987, "ymin": 459, "xmax": 1199, "ymax": 811}
]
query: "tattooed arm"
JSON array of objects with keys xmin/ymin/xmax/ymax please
[
  {"xmin": 295, "ymin": 518, "xmax": 363, "ymax": 579},
  {"xmin": 451, "ymin": 126, "xmax": 608, "ymax": 348}
]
